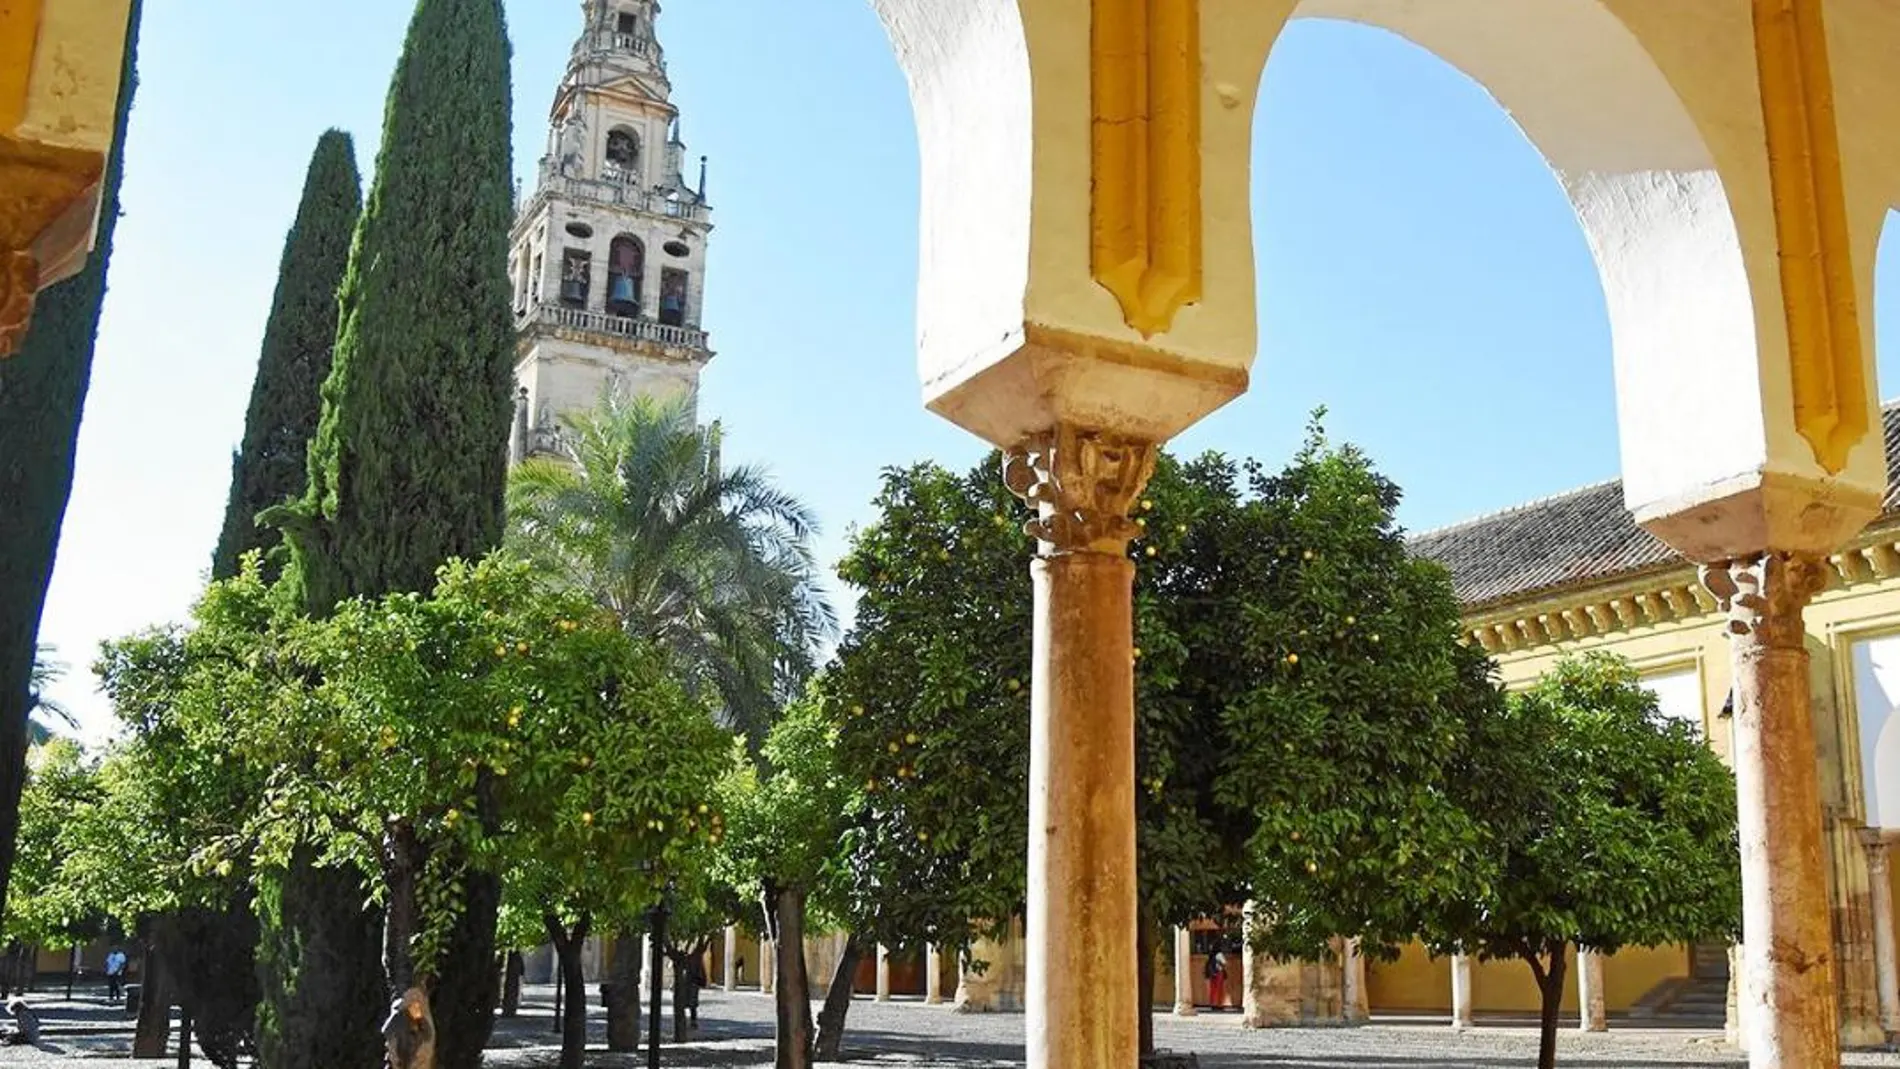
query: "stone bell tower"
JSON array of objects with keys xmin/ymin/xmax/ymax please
[{"xmin": 508, "ymin": 0, "xmax": 713, "ymax": 458}]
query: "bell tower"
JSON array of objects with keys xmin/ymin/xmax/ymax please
[{"xmin": 509, "ymin": 0, "xmax": 713, "ymax": 458}]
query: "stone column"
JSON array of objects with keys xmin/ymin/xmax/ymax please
[
  {"xmin": 1004, "ymin": 428, "xmax": 1155, "ymax": 1069},
  {"xmin": 760, "ymin": 938, "xmax": 775, "ymax": 996},
  {"xmin": 876, "ymin": 945, "xmax": 892, "ymax": 1002},
  {"xmin": 1865, "ymin": 833, "xmax": 1900, "ymax": 1036},
  {"xmin": 1450, "ymin": 954, "xmax": 1473, "ymax": 1031},
  {"xmin": 1343, "ymin": 939, "xmax": 1369, "ymax": 1023},
  {"xmin": 641, "ymin": 933, "xmax": 655, "ymax": 995},
  {"xmin": 723, "ymin": 925, "xmax": 739, "ymax": 993},
  {"xmin": 1172, "ymin": 927, "xmax": 1196, "ymax": 1016},
  {"xmin": 1702, "ymin": 554, "xmax": 1840, "ymax": 1069},
  {"xmin": 925, "ymin": 945, "xmax": 944, "ymax": 1005},
  {"xmin": 1577, "ymin": 949, "xmax": 1607, "ymax": 1032}
]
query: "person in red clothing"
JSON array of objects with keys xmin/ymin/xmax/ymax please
[{"xmin": 1204, "ymin": 949, "xmax": 1228, "ymax": 1010}]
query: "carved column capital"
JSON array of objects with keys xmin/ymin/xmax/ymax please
[
  {"xmin": 1699, "ymin": 552, "xmax": 1829, "ymax": 649},
  {"xmin": 1002, "ymin": 424, "xmax": 1158, "ymax": 556},
  {"xmin": 1862, "ymin": 829, "xmax": 1892, "ymax": 875}
]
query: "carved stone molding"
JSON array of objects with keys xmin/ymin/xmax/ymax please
[
  {"xmin": 1002, "ymin": 424, "xmax": 1158, "ymax": 556},
  {"xmin": 1700, "ymin": 552, "xmax": 1830, "ymax": 649},
  {"xmin": 0, "ymin": 249, "xmax": 37, "ymax": 356}
]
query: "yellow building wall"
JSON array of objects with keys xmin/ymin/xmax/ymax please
[{"xmin": 1366, "ymin": 941, "xmax": 1687, "ymax": 1014}]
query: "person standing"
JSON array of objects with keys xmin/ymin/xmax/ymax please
[
  {"xmin": 1203, "ymin": 948, "xmax": 1228, "ymax": 1011},
  {"xmin": 104, "ymin": 947, "xmax": 127, "ymax": 1003}
]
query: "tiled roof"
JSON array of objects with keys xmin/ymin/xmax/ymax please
[{"xmin": 1411, "ymin": 403, "xmax": 1900, "ymax": 610}]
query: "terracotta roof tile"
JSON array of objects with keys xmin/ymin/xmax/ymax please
[{"xmin": 1411, "ymin": 404, "xmax": 1900, "ymax": 610}]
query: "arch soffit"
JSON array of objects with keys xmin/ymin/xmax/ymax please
[{"xmin": 1278, "ymin": 0, "xmax": 1786, "ymax": 515}]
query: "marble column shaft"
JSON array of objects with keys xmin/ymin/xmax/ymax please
[
  {"xmin": 1173, "ymin": 927, "xmax": 1196, "ymax": 1016},
  {"xmin": 1450, "ymin": 954, "xmax": 1473, "ymax": 1030},
  {"xmin": 1702, "ymin": 554, "xmax": 1841, "ymax": 1069},
  {"xmin": 1005, "ymin": 428, "xmax": 1153, "ymax": 1069},
  {"xmin": 1577, "ymin": 949, "xmax": 1606, "ymax": 1032},
  {"xmin": 1865, "ymin": 835, "xmax": 1899, "ymax": 1035}
]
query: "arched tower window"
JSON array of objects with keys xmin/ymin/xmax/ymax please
[
  {"xmin": 605, "ymin": 127, "xmax": 641, "ymax": 185},
  {"xmin": 608, "ymin": 235, "xmax": 644, "ymax": 317},
  {"xmin": 560, "ymin": 248, "xmax": 592, "ymax": 307},
  {"xmin": 659, "ymin": 267, "xmax": 689, "ymax": 327}
]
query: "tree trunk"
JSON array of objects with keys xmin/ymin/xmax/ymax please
[
  {"xmin": 1136, "ymin": 904, "xmax": 1158, "ymax": 1057},
  {"xmin": 812, "ymin": 933, "xmax": 865, "ymax": 1061},
  {"xmin": 133, "ymin": 939, "xmax": 173, "ymax": 1057},
  {"xmin": 177, "ymin": 1011, "xmax": 192, "ymax": 1069},
  {"xmin": 255, "ymin": 852, "xmax": 386, "ymax": 1069},
  {"xmin": 544, "ymin": 915, "xmax": 591, "ymax": 1069},
  {"xmin": 766, "ymin": 883, "xmax": 813, "ymax": 1069},
  {"xmin": 1528, "ymin": 941, "xmax": 1569, "ymax": 1069},
  {"xmin": 603, "ymin": 931, "xmax": 641, "ymax": 1051},
  {"xmin": 500, "ymin": 952, "xmax": 523, "ymax": 1018},
  {"xmin": 429, "ymin": 863, "xmax": 500, "ymax": 1069},
  {"xmin": 669, "ymin": 938, "xmax": 712, "ymax": 1042},
  {"xmin": 381, "ymin": 821, "xmax": 423, "ymax": 993}
]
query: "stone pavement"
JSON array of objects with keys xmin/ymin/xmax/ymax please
[{"xmin": 4, "ymin": 981, "xmax": 1898, "ymax": 1067}]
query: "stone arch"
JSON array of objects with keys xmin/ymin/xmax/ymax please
[{"xmin": 1277, "ymin": 0, "xmax": 1760, "ymax": 526}]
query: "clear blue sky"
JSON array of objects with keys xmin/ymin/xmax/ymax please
[{"xmin": 36, "ymin": 1, "xmax": 1900, "ymax": 740}]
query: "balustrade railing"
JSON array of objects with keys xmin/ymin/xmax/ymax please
[
  {"xmin": 527, "ymin": 169, "xmax": 709, "ymax": 222},
  {"xmin": 520, "ymin": 302, "xmax": 708, "ymax": 350}
]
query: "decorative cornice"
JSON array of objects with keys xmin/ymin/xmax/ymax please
[
  {"xmin": 1464, "ymin": 530, "xmax": 1900, "ymax": 655},
  {"xmin": 1002, "ymin": 424, "xmax": 1157, "ymax": 556}
]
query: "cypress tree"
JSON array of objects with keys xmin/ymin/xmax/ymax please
[
  {"xmin": 260, "ymin": 2, "xmax": 516, "ymax": 1067},
  {"xmin": 211, "ymin": 130, "xmax": 361, "ymax": 582},
  {"xmin": 273, "ymin": 0, "xmax": 516, "ymax": 614},
  {"xmin": 0, "ymin": 0, "xmax": 142, "ymax": 925}
]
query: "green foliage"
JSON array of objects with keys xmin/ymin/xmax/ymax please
[
  {"xmin": 1213, "ymin": 420, "xmax": 1500, "ymax": 960},
  {"xmin": 1429, "ymin": 652, "xmax": 1742, "ymax": 963},
  {"xmin": 0, "ymin": 0, "xmax": 141, "ymax": 926},
  {"xmin": 274, "ymin": 0, "xmax": 516, "ymax": 618},
  {"xmin": 823, "ymin": 458, "xmax": 1031, "ymax": 949},
  {"xmin": 507, "ymin": 393, "xmax": 835, "ymax": 741},
  {"xmin": 4, "ymin": 739, "xmax": 106, "ymax": 948},
  {"xmin": 716, "ymin": 693, "xmax": 855, "ymax": 931},
  {"xmin": 212, "ymin": 130, "xmax": 363, "ymax": 582},
  {"xmin": 822, "ymin": 418, "xmax": 1500, "ymax": 962}
]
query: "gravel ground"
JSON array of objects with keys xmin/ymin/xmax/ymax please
[{"xmin": 3, "ymin": 981, "xmax": 1896, "ymax": 1067}]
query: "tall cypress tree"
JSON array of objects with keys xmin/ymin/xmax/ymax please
[
  {"xmin": 261, "ymin": 2, "xmax": 516, "ymax": 1067},
  {"xmin": 211, "ymin": 130, "xmax": 361, "ymax": 582},
  {"xmin": 0, "ymin": 0, "xmax": 143, "ymax": 926}
]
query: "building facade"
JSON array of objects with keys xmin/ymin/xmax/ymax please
[
  {"xmin": 508, "ymin": 0, "xmax": 712, "ymax": 461},
  {"xmin": 1406, "ymin": 405, "xmax": 1900, "ymax": 1045}
]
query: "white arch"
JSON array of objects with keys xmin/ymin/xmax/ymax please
[{"xmin": 1284, "ymin": 0, "xmax": 1758, "ymax": 521}]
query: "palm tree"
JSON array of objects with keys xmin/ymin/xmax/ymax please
[
  {"xmin": 26, "ymin": 646, "xmax": 75, "ymax": 746},
  {"xmin": 506, "ymin": 393, "xmax": 836, "ymax": 742}
]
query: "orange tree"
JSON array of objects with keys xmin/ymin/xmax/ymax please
[
  {"xmin": 825, "ymin": 420, "xmax": 1503, "ymax": 1049},
  {"xmin": 1424, "ymin": 652, "xmax": 1740, "ymax": 1069},
  {"xmin": 1212, "ymin": 420, "xmax": 1502, "ymax": 964}
]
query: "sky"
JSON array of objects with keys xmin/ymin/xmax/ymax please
[{"xmin": 34, "ymin": 1, "xmax": 1900, "ymax": 742}]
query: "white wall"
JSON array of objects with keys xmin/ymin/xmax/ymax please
[
  {"xmin": 1640, "ymin": 665, "xmax": 1704, "ymax": 737},
  {"xmin": 1848, "ymin": 636, "xmax": 1900, "ymax": 830}
]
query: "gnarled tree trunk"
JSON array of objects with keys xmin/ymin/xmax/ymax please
[
  {"xmin": 765, "ymin": 881, "xmax": 813, "ymax": 1069},
  {"xmin": 1526, "ymin": 939, "xmax": 1569, "ymax": 1069},
  {"xmin": 500, "ymin": 951, "xmax": 523, "ymax": 1018},
  {"xmin": 812, "ymin": 933, "xmax": 865, "ymax": 1061},
  {"xmin": 133, "ymin": 937, "xmax": 173, "ymax": 1058},
  {"xmin": 544, "ymin": 914, "xmax": 591, "ymax": 1069},
  {"xmin": 603, "ymin": 930, "xmax": 641, "ymax": 1051}
]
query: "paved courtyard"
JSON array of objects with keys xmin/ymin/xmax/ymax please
[{"xmin": 6, "ymin": 982, "xmax": 1898, "ymax": 1067}]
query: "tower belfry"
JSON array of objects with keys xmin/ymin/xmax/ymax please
[{"xmin": 509, "ymin": 0, "xmax": 713, "ymax": 458}]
